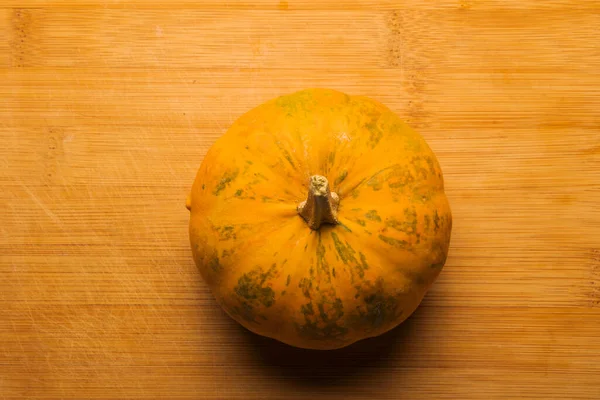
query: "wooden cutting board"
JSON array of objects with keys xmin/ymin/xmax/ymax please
[{"xmin": 2, "ymin": 1, "xmax": 599, "ymax": 399}]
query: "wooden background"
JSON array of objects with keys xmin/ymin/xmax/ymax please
[{"xmin": 2, "ymin": 1, "xmax": 600, "ymax": 399}]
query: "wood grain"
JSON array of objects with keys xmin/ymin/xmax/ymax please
[
  {"xmin": 2, "ymin": 1, "xmax": 599, "ymax": 399},
  {"xmin": 2, "ymin": 0, "xmax": 600, "ymax": 10}
]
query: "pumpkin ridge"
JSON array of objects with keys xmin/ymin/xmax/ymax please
[
  {"xmin": 218, "ymin": 124, "xmax": 307, "ymax": 191},
  {"xmin": 202, "ymin": 218, "xmax": 299, "ymax": 287},
  {"xmin": 341, "ymin": 163, "xmax": 407, "ymax": 200}
]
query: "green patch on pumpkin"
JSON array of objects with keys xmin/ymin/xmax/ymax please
[
  {"xmin": 214, "ymin": 168, "xmax": 239, "ymax": 196},
  {"xmin": 386, "ymin": 207, "xmax": 417, "ymax": 235},
  {"xmin": 331, "ymin": 232, "xmax": 369, "ymax": 279},
  {"xmin": 208, "ymin": 251, "xmax": 221, "ymax": 272},
  {"xmin": 275, "ymin": 141, "xmax": 296, "ymax": 169},
  {"xmin": 221, "ymin": 249, "xmax": 235, "ymax": 259},
  {"xmin": 334, "ymin": 170, "xmax": 348, "ymax": 186},
  {"xmin": 233, "ymin": 264, "xmax": 277, "ymax": 322},
  {"xmin": 366, "ymin": 121, "xmax": 384, "ymax": 149},
  {"xmin": 352, "ymin": 277, "xmax": 400, "ymax": 331},
  {"xmin": 365, "ymin": 210, "xmax": 382, "ymax": 222},
  {"xmin": 217, "ymin": 225, "xmax": 236, "ymax": 241},
  {"xmin": 366, "ymin": 176, "xmax": 384, "ymax": 191},
  {"xmin": 298, "ymin": 277, "xmax": 312, "ymax": 298},
  {"xmin": 297, "ymin": 292, "xmax": 347, "ymax": 341},
  {"xmin": 276, "ymin": 90, "xmax": 316, "ymax": 116},
  {"xmin": 338, "ymin": 223, "xmax": 352, "ymax": 233},
  {"xmin": 378, "ymin": 234, "xmax": 410, "ymax": 249},
  {"xmin": 328, "ymin": 151, "xmax": 336, "ymax": 165},
  {"xmin": 301, "ymin": 302, "xmax": 315, "ymax": 316},
  {"xmin": 388, "ymin": 169, "xmax": 415, "ymax": 190},
  {"xmin": 316, "ymin": 235, "xmax": 331, "ymax": 280}
]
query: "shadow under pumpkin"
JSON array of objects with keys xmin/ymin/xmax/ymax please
[{"xmin": 238, "ymin": 296, "xmax": 435, "ymax": 388}]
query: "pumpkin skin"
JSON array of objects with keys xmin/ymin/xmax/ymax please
[{"xmin": 187, "ymin": 88, "xmax": 452, "ymax": 350}]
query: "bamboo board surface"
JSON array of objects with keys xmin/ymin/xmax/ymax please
[{"xmin": 2, "ymin": 1, "xmax": 600, "ymax": 399}]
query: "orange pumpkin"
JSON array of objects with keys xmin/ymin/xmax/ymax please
[{"xmin": 187, "ymin": 88, "xmax": 452, "ymax": 350}]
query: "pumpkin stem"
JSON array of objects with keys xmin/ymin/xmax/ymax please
[{"xmin": 297, "ymin": 175, "xmax": 339, "ymax": 230}]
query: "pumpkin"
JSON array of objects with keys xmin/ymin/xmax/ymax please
[{"xmin": 187, "ymin": 88, "xmax": 452, "ymax": 350}]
